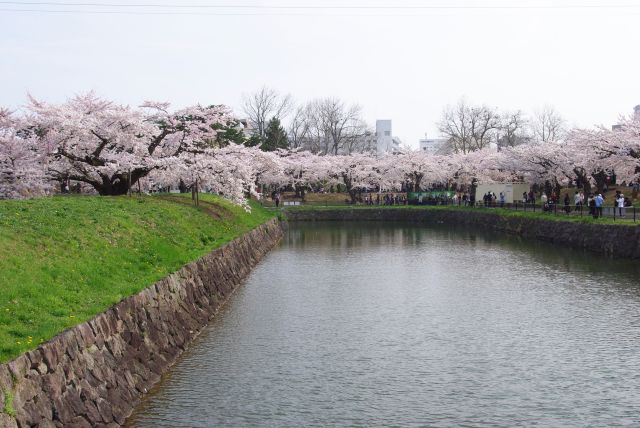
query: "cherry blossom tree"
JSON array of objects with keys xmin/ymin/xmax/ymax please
[
  {"xmin": 27, "ymin": 93, "xmax": 149, "ymax": 196},
  {"xmin": 608, "ymin": 115, "xmax": 640, "ymax": 183},
  {"xmin": 565, "ymin": 115, "xmax": 640, "ymax": 191},
  {"xmin": 0, "ymin": 109, "xmax": 50, "ymax": 199},
  {"xmin": 498, "ymin": 142, "xmax": 576, "ymax": 197},
  {"xmin": 147, "ymin": 143, "xmax": 261, "ymax": 207},
  {"xmin": 380, "ymin": 151, "xmax": 449, "ymax": 192},
  {"xmin": 323, "ymin": 154, "xmax": 381, "ymax": 203},
  {"xmin": 4, "ymin": 93, "xmax": 640, "ymax": 209},
  {"xmin": 274, "ymin": 149, "xmax": 328, "ymax": 199},
  {"xmin": 251, "ymin": 149, "xmax": 285, "ymax": 194},
  {"xmin": 27, "ymin": 93, "xmax": 236, "ymax": 196}
]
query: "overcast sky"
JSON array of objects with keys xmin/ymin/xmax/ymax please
[{"xmin": 1, "ymin": 0, "xmax": 639, "ymax": 148}]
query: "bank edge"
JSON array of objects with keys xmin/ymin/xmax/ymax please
[
  {"xmin": 285, "ymin": 208, "xmax": 640, "ymax": 259},
  {"xmin": 4, "ymin": 207, "xmax": 639, "ymax": 427},
  {"xmin": 0, "ymin": 219, "xmax": 285, "ymax": 427}
]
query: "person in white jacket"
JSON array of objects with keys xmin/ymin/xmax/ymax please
[
  {"xmin": 541, "ymin": 192, "xmax": 548, "ymax": 211},
  {"xmin": 574, "ymin": 191, "xmax": 581, "ymax": 211},
  {"xmin": 616, "ymin": 191, "xmax": 626, "ymax": 217}
]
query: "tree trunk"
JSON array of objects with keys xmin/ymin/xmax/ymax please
[
  {"xmin": 414, "ymin": 173, "xmax": 423, "ymax": 192},
  {"xmin": 592, "ymin": 170, "xmax": 608, "ymax": 193},
  {"xmin": 574, "ymin": 168, "xmax": 591, "ymax": 193},
  {"xmin": 93, "ymin": 169, "xmax": 147, "ymax": 196},
  {"xmin": 348, "ymin": 188, "xmax": 358, "ymax": 204},
  {"xmin": 553, "ymin": 179, "xmax": 561, "ymax": 199}
]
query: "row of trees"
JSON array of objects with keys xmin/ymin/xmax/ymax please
[
  {"xmin": 242, "ymin": 87, "xmax": 371, "ymax": 155},
  {"xmin": 1, "ymin": 93, "xmax": 639, "ymax": 205},
  {"xmin": 438, "ymin": 100, "xmax": 567, "ymax": 153},
  {"xmin": 242, "ymin": 87, "xmax": 569, "ymax": 156}
]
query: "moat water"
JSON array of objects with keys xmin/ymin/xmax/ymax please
[{"xmin": 127, "ymin": 222, "xmax": 640, "ymax": 427}]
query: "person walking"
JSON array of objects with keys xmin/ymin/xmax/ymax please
[
  {"xmin": 587, "ymin": 193, "xmax": 595, "ymax": 216},
  {"xmin": 574, "ymin": 191, "xmax": 581, "ymax": 211},
  {"xmin": 595, "ymin": 193, "xmax": 604, "ymax": 218},
  {"xmin": 541, "ymin": 192, "xmax": 548, "ymax": 211}
]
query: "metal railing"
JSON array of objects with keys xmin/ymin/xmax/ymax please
[
  {"xmin": 260, "ymin": 197, "xmax": 637, "ymax": 222},
  {"xmin": 467, "ymin": 200, "xmax": 636, "ymax": 222}
]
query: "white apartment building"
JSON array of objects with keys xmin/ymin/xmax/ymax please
[
  {"xmin": 418, "ymin": 134, "xmax": 448, "ymax": 154},
  {"xmin": 376, "ymin": 120, "xmax": 402, "ymax": 155}
]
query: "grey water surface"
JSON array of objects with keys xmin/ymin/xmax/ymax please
[{"xmin": 126, "ymin": 222, "xmax": 640, "ymax": 427}]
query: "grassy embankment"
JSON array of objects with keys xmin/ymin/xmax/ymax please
[
  {"xmin": 0, "ymin": 194, "xmax": 275, "ymax": 363},
  {"xmin": 278, "ymin": 201, "xmax": 639, "ymax": 225}
]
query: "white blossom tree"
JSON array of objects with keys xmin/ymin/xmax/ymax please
[
  {"xmin": 380, "ymin": 151, "xmax": 449, "ymax": 192},
  {"xmin": 323, "ymin": 154, "xmax": 382, "ymax": 203},
  {"xmin": 27, "ymin": 93, "xmax": 236, "ymax": 196},
  {"xmin": 0, "ymin": 109, "xmax": 50, "ymax": 199}
]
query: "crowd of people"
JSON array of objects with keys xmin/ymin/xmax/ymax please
[
  {"xmin": 416, "ymin": 187, "xmax": 635, "ymax": 220},
  {"xmin": 270, "ymin": 185, "xmax": 636, "ymax": 220},
  {"xmin": 482, "ymin": 192, "xmax": 506, "ymax": 208},
  {"xmin": 531, "ymin": 190, "xmax": 633, "ymax": 218}
]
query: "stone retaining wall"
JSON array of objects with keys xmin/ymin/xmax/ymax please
[
  {"xmin": 285, "ymin": 209, "xmax": 640, "ymax": 259},
  {"xmin": 0, "ymin": 219, "xmax": 284, "ymax": 428}
]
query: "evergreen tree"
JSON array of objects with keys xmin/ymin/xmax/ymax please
[
  {"xmin": 245, "ymin": 134, "xmax": 262, "ymax": 148},
  {"xmin": 261, "ymin": 117, "xmax": 288, "ymax": 152}
]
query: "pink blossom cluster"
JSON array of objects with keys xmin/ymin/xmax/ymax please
[
  {"xmin": 0, "ymin": 107, "xmax": 51, "ymax": 199},
  {"xmin": 1, "ymin": 93, "xmax": 257, "ymax": 205},
  {"xmin": 1, "ymin": 93, "xmax": 639, "ymax": 205}
]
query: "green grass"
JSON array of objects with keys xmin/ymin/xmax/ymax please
[
  {"xmin": 280, "ymin": 204, "xmax": 639, "ymax": 225},
  {"xmin": 3, "ymin": 390, "xmax": 14, "ymax": 418},
  {"xmin": 0, "ymin": 194, "xmax": 275, "ymax": 363}
]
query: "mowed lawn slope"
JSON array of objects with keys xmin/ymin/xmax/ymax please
[{"xmin": 0, "ymin": 194, "xmax": 275, "ymax": 362}]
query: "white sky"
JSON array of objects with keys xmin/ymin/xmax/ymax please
[{"xmin": 1, "ymin": 0, "xmax": 639, "ymax": 148}]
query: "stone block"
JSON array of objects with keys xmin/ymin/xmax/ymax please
[
  {"xmin": 0, "ymin": 414, "xmax": 17, "ymax": 428},
  {"xmin": 2, "ymin": 220, "xmax": 284, "ymax": 427}
]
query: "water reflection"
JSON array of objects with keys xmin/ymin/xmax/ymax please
[{"xmin": 127, "ymin": 222, "xmax": 640, "ymax": 428}]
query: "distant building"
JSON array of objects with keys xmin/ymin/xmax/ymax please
[
  {"xmin": 418, "ymin": 134, "xmax": 448, "ymax": 155},
  {"xmin": 376, "ymin": 120, "xmax": 402, "ymax": 155},
  {"xmin": 341, "ymin": 130, "xmax": 377, "ymax": 155},
  {"xmin": 239, "ymin": 119, "xmax": 257, "ymax": 139},
  {"xmin": 612, "ymin": 105, "xmax": 639, "ymax": 130}
]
